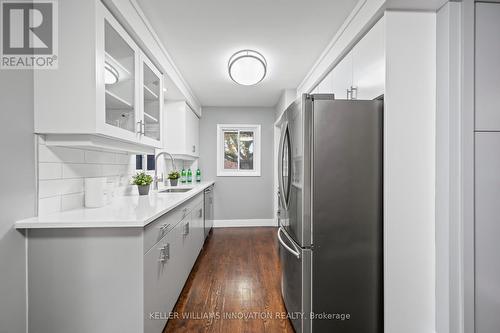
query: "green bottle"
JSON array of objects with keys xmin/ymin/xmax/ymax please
[
  {"xmin": 181, "ymin": 169, "xmax": 186, "ymax": 183},
  {"xmin": 187, "ymin": 168, "xmax": 192, "ymax": 183},
  {"xmin": 196, "ymin": 168, "xmax": 201, "ymax": 182}
]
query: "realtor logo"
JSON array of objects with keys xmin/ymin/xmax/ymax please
[{"xmin": 1, "ymin": 0, "xmax": 58, "ymax": 69}]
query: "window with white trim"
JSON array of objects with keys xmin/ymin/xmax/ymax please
[{"xmin": 217, "ymin": 124, "xmax": 261, "ymax": 177}]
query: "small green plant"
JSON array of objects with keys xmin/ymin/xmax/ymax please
[
  {"xmin": 131, "ymin": 172, "xmax": 153, "ymax": 186},
  {"xmin": 168, "ymin": 171, "xmax": 180, "ymax": 180}
]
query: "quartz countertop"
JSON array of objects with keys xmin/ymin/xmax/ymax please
[{"xmin": 15, "ymin": 181, "xmax": 215, "ymax": 229}]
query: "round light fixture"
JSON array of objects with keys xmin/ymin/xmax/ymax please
[
  {"xmin": 228, "ymin": 50, "xmax": 267, "ymax": 86},
  {"xmin": 104, "ymin": 62, "xmax": 119, "ymax": 85}
]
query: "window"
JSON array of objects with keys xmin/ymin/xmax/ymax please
[{"xmin": 217, "ymin": 124, "xmax": 261, "ymax": 177}]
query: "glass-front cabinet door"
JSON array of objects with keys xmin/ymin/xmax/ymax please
[
  {"xmin": 103, "ymin": 18, "xmax": 138, "ymax": 136},
  {"xmin": 97, "ymin": 2, "xmax": 163, "ymax": 147},
  {"xmin": 141, "ymin": 57, "xmax": 163, "ymax": 144}
]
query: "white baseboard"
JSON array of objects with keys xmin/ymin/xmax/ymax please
[{"xmin": 213, "ymin": 219, "xmax": 277, "ymax": 228}]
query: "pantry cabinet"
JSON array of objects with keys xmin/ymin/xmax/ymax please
[
  {"xmin": 164, "ymin": 101, "xmax": 200, "ymax": 159},
  {"xmin": 475, "ymin": 3, "xmax": 500, "ymax": 130},
  {"xmin": 34, "ymin": 0, "xmax": 163, "ymax": 151}
]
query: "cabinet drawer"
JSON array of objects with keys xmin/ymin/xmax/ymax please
[
  {"xmin": 143, "ymin": 206, "xmax": 184, "ymax": 254},
  {"xmin": 143, "ymin": 193, "xmax": 203, "ymax": 254}
]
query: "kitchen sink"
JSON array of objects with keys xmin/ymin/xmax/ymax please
[{"xmin": 160, "ymin": 188, "xmax": 192, "ymax": 193}]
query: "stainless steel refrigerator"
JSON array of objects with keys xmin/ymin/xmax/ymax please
[{"xmin": 277, "ymin": 94, "xmax": 383, "ymax": 333}]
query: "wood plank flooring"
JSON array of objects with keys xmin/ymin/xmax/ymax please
[{"xmin": 163, "ymin": 227, "xmax": 295, "ymax": 333}]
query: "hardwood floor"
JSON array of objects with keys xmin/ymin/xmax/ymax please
[{"xmin": 163, "ymin": 227, "xmax": 295, "ymax": 333}]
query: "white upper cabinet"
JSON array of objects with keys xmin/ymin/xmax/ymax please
[
  {"xmin": 313, "ymin": 16, "xmax": 384, "ymax": 100},
  {"xmin": 141, "ymin": 56, "xmax": 163, "ymax": 145},
  {"xmin": 100, "ymin": 9, "xmax": 140, "ymax": 142},
  {"xmin": 331, "ymin": 53, "xmax": 354, "ymax": 99},
  {"xmin": 34, "ymin": 0, "xmax": 163, "ymax": 151},
  {"xmin": 352, "ymin": 17, "xmax": 385, "ymax": 100},
  {"xmin": 317, "ymin": 71, "xmax": 333, "ymax": 94},
  {"xmin": 164, "ymin": 101, "xmax": 200, "ymax": 159}
]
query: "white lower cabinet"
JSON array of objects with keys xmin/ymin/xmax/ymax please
[
  {"xmin": 27, "ymin": 192, "xmax": 206, "ymax": 333},
  {"xmin": 144, "ymin": 220, "xmax": 183, "ymax": 333},
  {"xmin": 143, "ymin": 193, "xmax": 204, "ymax": 333}
]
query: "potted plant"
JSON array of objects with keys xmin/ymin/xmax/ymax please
[
  {"xmin": 168, "ymin": 171, "xmax": 181, "ymax": 186},
  {"xmin": 131, "ymin": 172, "xmax": 153, "ymax": 195}
]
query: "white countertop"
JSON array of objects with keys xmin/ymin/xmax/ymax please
[{"xmin": 15, "ymin": 181, "xmax": 214, "ymax": 229}]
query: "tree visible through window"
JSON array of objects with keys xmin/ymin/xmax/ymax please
[{"xmin": 217, "ymin": 125, "xmax": 261, "ymax": 177}]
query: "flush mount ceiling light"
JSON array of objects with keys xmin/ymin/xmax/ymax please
[
  {"xmin": 104, "ymin": 62, "xmax": 119, "ymax": 85},
  {"xmin": 228, "ymin": 50, "xmax": 267, "ymax": 86}
]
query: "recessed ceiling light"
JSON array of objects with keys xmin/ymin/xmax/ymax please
[
  {"xmin": 104, "ymin": 62, "xmax": 119, "ymax": 85},
  {"xmin": 228, "ymin": 50, "xmax": 267, "ymax": 86}
]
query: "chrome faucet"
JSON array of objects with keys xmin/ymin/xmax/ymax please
[{"xmin": 154, "ymin": 152, "xmax": 176, "ymax": 190}]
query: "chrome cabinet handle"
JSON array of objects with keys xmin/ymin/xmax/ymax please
[
  {"xmin": 183, "ymin": 222, "xmax": 190, "ymax": 236},
  {"xmin": 160, "ymin": 223, "xmax": 170, "ymax": 232},
  {"xmin": 136, "ymin": 121, "xmax": 142, "ymax": 135},
  {"xmin": 192, "ymin": 145, "xmax": 196, "ymax": 153},
  {"xmin": 158, "ymin": 243, "xmax": 170, "ymax": 263},
  {"xmin": 136, "ymin": 120, "xmax": 146, "ymax": 135},
  {"xmin": 277, "ymin": 227, "xmax": 300, "ymax": 259},
  {"xmin": 198, "ymin": 208, "xmax": 202, "ymax": 218},
  {"xmin": 163, "ymin": 243, "xmax": 170, "ymax": 260}
]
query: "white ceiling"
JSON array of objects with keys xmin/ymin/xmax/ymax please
[{"xmin": 136, "ymin": 0, "xmax": 359, "ymax": 107}]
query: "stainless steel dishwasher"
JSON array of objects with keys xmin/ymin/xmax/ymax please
[{"xmin": 203, "ymin": 186, "xmax": 214, "ymax": 238}]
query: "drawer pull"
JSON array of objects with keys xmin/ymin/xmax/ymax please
[
  {"xmin": 198, "ymin": 208, "xmax": 202, "ymax": 218},
  {"xmin": 160, "ymin": 223, "xmax": 171, "ymax": 232},
  {"xmin": 183, "ymin": 222, "xmax": 190, "ymax": 236},
  {"xmin": 158, "ymin": 243, "xmax": 170, "ymax": 263}
]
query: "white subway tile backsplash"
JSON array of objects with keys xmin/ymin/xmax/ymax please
[
  {"xmin": 84, "ymin": 150, "xmax": 116, "ymax": 164},
  {"xmin": 102, "ymin": 164, "xmax": 128, "ymax": 177},
  {"xmin": 61, "ymin": 193, "xmax": 84, "ymax": 211},
  {"xmin": 39, "ymin": 179, "xmax": 84, "ymax": 198},
  {"xmin": 62, "ymin": 163, "xmax": 102, "ymax": 178},
  {"xmin": 39, "ymin": 163, "xmax": 62, "ymax": 180},
  {"xmin": 37, "ymin": 137, "xmax": 139, "ymax": 215},
  {"xmin": 39, "ymin": 145, "xmax": 85, "ymax": 163},
  {"xmin": 116, "ymin": 153, "xmax": 132, "ymax": 165},
  {"xmin": 38, "ymin": 196, "xmax": 61, "ymax": 216}
]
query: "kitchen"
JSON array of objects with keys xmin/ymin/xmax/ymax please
[{"xmin": 0, "ymin": 0, "xmax": 499, "ymax": 333}]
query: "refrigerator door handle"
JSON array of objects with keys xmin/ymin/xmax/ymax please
[
  {"xmin": 277, "ymin": 123, "xmax": 288, "ymax": 210},
  {"xmin": 278, "ymin": 227, "xmax": 301, "ymax": 259}
]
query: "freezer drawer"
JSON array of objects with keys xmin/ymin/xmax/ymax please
[{"xmin": 278, "ymin": 227, "xmax": 311, "ymax": 333}]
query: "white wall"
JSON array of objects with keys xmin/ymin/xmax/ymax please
[
  {"xmin": 199, "ymin": 107, "xmax": 275, "ymax": 225},
  {"xmin": 384, "ymin": 10, "xmax": 436, "ymax": 333},
  {"xmin": 275, "ymin": 89, "xmax": 297, "ymax": 121}
]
